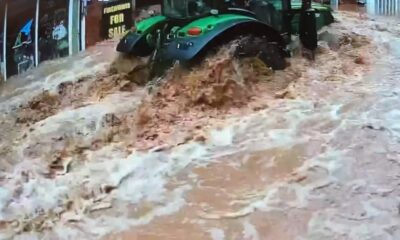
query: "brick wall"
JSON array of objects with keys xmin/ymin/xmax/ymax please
[{"xmin": 86, "ymin": 1, "xmax": 104, "ymax": 47}]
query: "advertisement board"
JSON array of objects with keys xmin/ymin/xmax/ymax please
[{"xmin": 101, "ymin": 0, "xmax": 132, "ymax": 39}]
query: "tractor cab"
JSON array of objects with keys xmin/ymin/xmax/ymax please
[
  {"xmin": 160, "ymin": 0, "xmax": 295, "ymax": 41},
  {"xmin": 162, "ymin": 0, "xmax": 212, "ymax": 19},
  {"xmin": 162, "ymin": 0, "xmax": 249, "ymax": 20}
]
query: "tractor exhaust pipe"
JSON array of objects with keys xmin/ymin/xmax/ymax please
[{"xmin": 299, "ymin": 0, "xmax": 318, "ymax": 58}]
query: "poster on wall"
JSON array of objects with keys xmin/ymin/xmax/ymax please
[
  {"xmin": 12, "ymin": 20, "xmax": 35, "ymax": 74},
  {"xmin": 102, "ymin": 0, "xmax": 132, "ymax": 39}
]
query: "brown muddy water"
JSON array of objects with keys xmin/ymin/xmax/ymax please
[{"xmin": 1, "ymin": 11, "xmax": 400, "ymax": 240}]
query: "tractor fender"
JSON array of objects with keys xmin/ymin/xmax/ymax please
[
  {"xmin": 116, "ymin": 32, "xmax": 153, "ymax": 56},
  {"xmin": 163, "ymin": 19, "xmax": 286, "ymax": 62},
  {"xmin": 116, "ymin": 15, "xmax": 166, "ymax": 56}
]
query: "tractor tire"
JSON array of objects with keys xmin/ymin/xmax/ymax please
[{"xmin": 233, "ymin": 36, "xmax": 287, "ymax": 70}]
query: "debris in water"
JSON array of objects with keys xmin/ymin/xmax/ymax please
[
  {"xmin": 197, "ymin": 208, "xmax": 253, "ymax": 220},
  {"xmin": 354, "ymin": 55, "xmax": 367, "ymax": 64},
  {"xmin": 16, "ymin": 90, "xmax": 60, "ymax": 124},
  {"xmin": 61, "ymin": 211, "xmax": 83, "ymax": 223},
  {"xmin": 362, "ymin": 124, "xmax": 386, "ymax": 131},
  {"xmin": 54, "ymin": 158, "xmax": 73, "ymax": 176},
  {"xmin": 149, "ymin": 144, "xmax": 170, "ymax": 152},
  {"xmin": 275, "ymin": 89, "xmax": 291, "ymax": 99},
  {"xmin": 325, "ymin": 75, "xmax": 346, "ymax": 82},
  {"xmin": 89, "ymin": 202, "xmax": 112, "ymax": 212},
  {"xmin": 194, "ymin": 134, "xmax": 207, "ymax": 143}
]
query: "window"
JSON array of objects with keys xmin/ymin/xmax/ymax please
[
  {"xmin": 38, "ymin": 0, "xmax": 69, "ymax": 63},
  {"xmin": 6, "ymin": 0, "xmax": 37, "ymax": 76}
]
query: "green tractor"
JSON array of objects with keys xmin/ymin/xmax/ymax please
[{"xmin": 117, "ymin": 0, "xmax": 334, "ymax": 76}]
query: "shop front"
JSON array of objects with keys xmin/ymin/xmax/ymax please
[
  {"xmin": 0, "ymin": 0, "xmax": 83, "ymax": 80},
  {"xmin": 0, "ymin": 0, "xmax": 138, "ymax": 81}
]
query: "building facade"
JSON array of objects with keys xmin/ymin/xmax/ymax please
[{"xmin": 0, "ymin": 0, "xmax": 135, "ymax": 81}]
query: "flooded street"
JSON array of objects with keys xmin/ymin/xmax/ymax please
[{"xmin": 1, "ymin": 11, "xmax": 400, "ymax": 240}]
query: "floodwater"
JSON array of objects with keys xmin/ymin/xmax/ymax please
[{"xmin": 1, "ymin": 10, "xmax": 400, "ymax": 240}]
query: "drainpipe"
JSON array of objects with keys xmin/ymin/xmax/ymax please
[
  {"xmin": 81, "ymin": 0, "xmax": 87, "ymax": 51},
  {"xmin": 35, "ymin": 0, "xmax": 40, "ymax": 66},
  {"xmin": 68, "ymin": 0, "xmax": 73, "ymax": 55},
  {"xmin": 3, "ymin": 3, "xmax": 7, "ymax": 81}
]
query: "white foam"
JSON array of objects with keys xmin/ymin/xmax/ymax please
[
  {"xmin": 208, "ymin": 228, "xmax": 225, "ymax": 240},
  {"xmin": 0, "ymin": 188, "xmax": 11, "ymax": 213},
  {"xmin": 208, "ymin": 126, "xmax": 234, "ymax": 147},
  {"xmin": 242, "ymin": 220, "xmax": 260, "ymax": 240}
]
